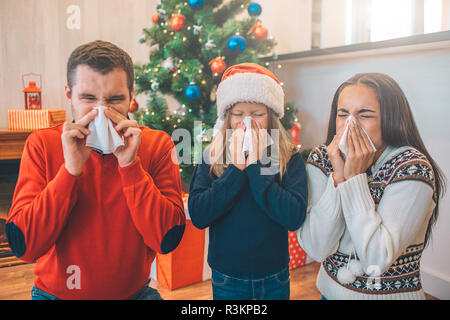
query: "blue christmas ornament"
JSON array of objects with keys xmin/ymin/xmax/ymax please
[
  {"xmin": 185, "ymin": 83, "xmax": 201, "ymax": 100},
  {"xmin": 188, "ymin": 0, "xmax": 205, "ymax": 9},
  {"xmin": 248, "ymin": 3, "xmax": 262, "ymax": 16},
  {"xmin": 227, "ymin": 35, "xmax": 247, "ymax": 53}
]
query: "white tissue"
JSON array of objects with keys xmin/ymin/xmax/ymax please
[
  {"xmin": 85, "ymin": 106, "xmax": 124, "ymax": 154},
  {"xmin": 339, "ymin": 115, "xmax": 376, "ymax": 158},
  {"xmin": 241, "ymin": 116, "xmax": 274, "ymax": 158},
  {"xmin": 242, "ymin": 116, "xmax": 253, "ymax": 157}
]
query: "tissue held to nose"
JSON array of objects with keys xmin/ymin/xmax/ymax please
[
  {"xmin": 242, "ymin": 116, "xmax": 253, "ymax": 157},
  {"xmin": 240, "ymin": 116, "xmax": 274, "ymax": 158},
  {"xmin": 338, "ymin": 115, "xmax": 376, "ymax": 158},
  {"xmin": 85, "ymin": 106, "xmax": 124, "ymax": 154}
]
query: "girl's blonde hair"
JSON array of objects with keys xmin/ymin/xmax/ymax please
[{"xmin": 208, "ymin": 107, "xmax": 298, "ymax": 180}]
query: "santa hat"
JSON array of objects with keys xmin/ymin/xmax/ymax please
[{"xmin": 214, "ymin": 62, "xmax": 284, "ymax": 133}]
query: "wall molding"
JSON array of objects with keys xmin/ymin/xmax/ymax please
[
  {"xmin": 421, "ymin": 267, "xmax": 450, "ymax": 300},
  {"xmin": 263, "ymin": 30, "xmax": 450, "ymax": 64}
]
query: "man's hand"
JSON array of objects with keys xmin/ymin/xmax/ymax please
[
  {"xmin": 61, "ymin": 109, "xmax": 98, "ymax": 176},
  {"xmin": 104, "ymin": 107, "xmax": 142, "ymax": 167}
]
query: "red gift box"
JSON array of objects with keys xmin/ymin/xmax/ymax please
[
  {"xmin": 155, "ymin": 193, "xmax": 211, "ymax": 290},
  {"xmin": 288, "ymin": 231, "xmax": 308, "ymax": 270}
]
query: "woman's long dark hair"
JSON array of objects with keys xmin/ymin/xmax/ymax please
[{"xmin": 325, "ymin": 73, "xmax": 446, "ymax": 247}]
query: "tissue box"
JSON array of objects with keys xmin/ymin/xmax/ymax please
[
  {"xmin": 8, "ymin": 109, "xmax": 66, "ymax": 131},
  {"xmin": 155, "ymin": 194, "xmax": 211, "ymax": 290}
]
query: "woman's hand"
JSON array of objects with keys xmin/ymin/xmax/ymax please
[
  {"xmin": 343, "ymin": 121, "xmax": 376, "ymax": 180},
  {"xmin": 326, "ymin": 126, "xmax": 346, "ymax": 186}
]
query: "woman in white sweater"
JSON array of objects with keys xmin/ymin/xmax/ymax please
[{"xmin": 298, "ymin": 73, "xmax": 445, "ymax": 300}]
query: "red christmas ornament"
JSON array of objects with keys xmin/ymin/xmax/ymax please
[
  {"xmin": 169, "ymin": 13, "xmax": 186, "ymax": 32},
  {"xmin": 290, "ymin": 121, "xmax": 301, "ymax": 146},
  {"xmin": 247, "ymin": 22, "xmax": 268, "ymax": 41},
  {"xmin": 152, "ymin": 14, "xmax": 160, "ymax": 24},
  {"xmin": 209, "ymin": 57, "xmax": 227, "ymax": 75}
]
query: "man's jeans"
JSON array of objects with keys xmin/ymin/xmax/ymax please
[{"xmin": 30, "ymin": 279, "xmax": 163, "ymax": 300}]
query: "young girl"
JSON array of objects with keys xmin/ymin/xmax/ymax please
[
  {"xmin": 298, "ymin": 73, "xmax": 445, "ymax": 300},
  {"xmin": 188, "ymin": 63, "xmax": 308, "ymax": 300}
]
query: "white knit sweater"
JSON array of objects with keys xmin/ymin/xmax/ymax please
[{"xmin": 298, "ymin": 145, "xmax": 436, "ymax": 300}]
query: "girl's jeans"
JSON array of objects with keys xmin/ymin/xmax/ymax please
[{"xmin": 211, "ymin": 266, "xmax": 290, "ymax": 300}]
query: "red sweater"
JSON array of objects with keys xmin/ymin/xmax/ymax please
[{"xmin": 6, "ymin": 124, "xmax": 185, "ymax": 299}]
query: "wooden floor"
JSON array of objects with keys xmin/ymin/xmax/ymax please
[
  {"xmin": 153, "ymin": 262, "xmax": 322, "ymax": 300},
  {"xmin": 0, "ymin": 262, "xmax": 321, "ymax": 300},
  {"xmin": 0, "ymin": 262, "xmax": 437, "ymax": 300}
]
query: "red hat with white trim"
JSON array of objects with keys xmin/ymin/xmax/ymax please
[{"xmin": 214, "ymin": 62, "xmax": 284, "ymax": 133}]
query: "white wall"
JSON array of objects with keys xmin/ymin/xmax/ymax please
[
  {"xmin": 274, "ymin": 43, "xmax": 450, "ymax": 299},
  {"xmin": 0, "ymin": 0, "xmax": 159, "ymax": 129},
  {"xmin": 258, "ymin": 0, "xmax": 312, "ymax": 54}
]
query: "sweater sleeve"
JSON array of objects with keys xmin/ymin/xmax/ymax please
[
  {"xmin": 118, "ymin": 136, "xmax": 186, "ymax": 254},
  {"xmin": 6, "ymin": 133, "xmax": 80, "ymax": 263},
  {"xmin": 244, "ymin": 153, "xmax": 308, "ymax": 231},
  {"xmin": 297, "ymin": 164, "xmax": 345, "ymax": 262},
  {"xmin": 338, "ymin": 173, "xmax": 435, "ymax": 274},
  {"xmin": 188, "ymin": 161, "xmax": 248, "ymax": 229}
]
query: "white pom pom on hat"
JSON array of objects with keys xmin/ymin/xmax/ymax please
[{"xmin": 214, "ymin": 62, "xmax": 284, "ymax": 134}]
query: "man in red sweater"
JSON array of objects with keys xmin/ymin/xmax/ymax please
[{"xmin": 6, "ymin": 40, "xmax": 186, "ymax": 299}]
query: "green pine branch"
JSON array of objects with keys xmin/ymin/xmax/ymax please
[{"xmin": 134, "ymin": 0, "xmax": 298, "ymax": 183}]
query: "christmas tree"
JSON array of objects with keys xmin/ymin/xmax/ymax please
[{"xmin": 134, "ymin": 0, "xmax": 298, "ymax": 183}]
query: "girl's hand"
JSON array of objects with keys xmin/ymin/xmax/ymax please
[
  {"xmin": 229, "ymin": 122, "xmax": 246, "ymax": 171},
  {"xmin": 343, "ymin": 121, "xmax": 376, "ymax": 180},
  {"xmin": 246, "ymin": 120, "xmax": 269, "ymax": 167},
  {"xmin": 326, "ymin": 126, "xmax": 345, "ymax": 186}
]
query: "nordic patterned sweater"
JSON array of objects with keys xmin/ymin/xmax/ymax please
[{"xmin": 298, "ymin": 145, "xmax": 436, "ymax": 300}]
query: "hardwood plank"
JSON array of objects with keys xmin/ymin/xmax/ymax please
[{"xmin": 0, "ymin": 263, "xmax": 35, "ymax": 300}]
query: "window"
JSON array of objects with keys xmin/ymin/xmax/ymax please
[
  {"xmin": 424, "ymin": 0, "xmax": 443, "ymax": 33},
  {"xmin": 344, "ymin": 0, "xmax": 445, "ymax": 45},
  {"xmin": 371, "ymin": 0, "xmax": 413, "ymax": 42}
]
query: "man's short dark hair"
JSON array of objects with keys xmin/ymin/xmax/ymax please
[{"xmin": 67, "ymin": 40, "xmax": 134, "ymax": 97}]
